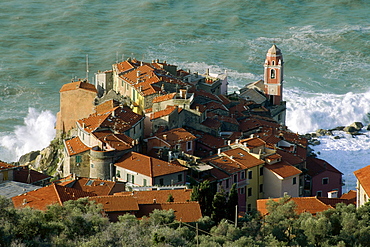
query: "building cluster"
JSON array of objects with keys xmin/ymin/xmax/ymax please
[{"xmin": 3, "ymin": 45, "xmax": 365, "ymax": 221}]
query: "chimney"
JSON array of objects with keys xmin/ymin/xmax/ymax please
[
  {"xmin": 228, "ymin": 140, "xmax": 231, "ymax": 145},
  {"xmin": 206, "ymin": 68, "xmax": 210, "ymax": 75},
  {"xmin": 230, "ymin": 155, "xmax": 233, "ymax": 159},
  {"xmin": 163, "ymin": 135, "xmax": 167, "ymax": 140},
  {"xmin": 153, "ymin": 199, "xmax": 157, "ymax": 204},
  {"xmin": 236, "ymin": 139, "xmax": 239, "ymax": 144},
  {"xmin": 217, "ymin": 148, "xmax": 221, "ymax": 155},
  {"xmin": 180, "ymin": 89, "xmax": 186, "ymax": 99},
  {"xmin": 196, "ymin": 106, "xmax": 199, "ymax": 112},
  {"xmin": 137, "ymin": 70, "xmax": 141, "ymax": 77}
]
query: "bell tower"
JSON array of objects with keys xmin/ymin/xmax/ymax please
[{"xmin": 264, "ymin": 44, "xmax": 283, "ymax": 105}]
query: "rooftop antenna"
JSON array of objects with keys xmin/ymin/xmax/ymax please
[{"xmin": 86, "ymin": 54, "xmax": 89, "ymax": 82}]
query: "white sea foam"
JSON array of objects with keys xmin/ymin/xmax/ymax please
[
  {"xmin": 285, "ymin": 88, "xmax": 370, "ymax": 134},
  {"xmin": 0, "ymin": 108, "xmax": 56, "ymax": 162}
]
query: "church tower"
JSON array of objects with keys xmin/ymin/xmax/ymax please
[{"xmin": 264, "ymin": 44, "xmax": 283, "ymax": 105}]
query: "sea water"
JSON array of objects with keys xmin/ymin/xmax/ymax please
[{"xmin": 1, "ymin": 0, "xmax": 369, "ymax": 191}]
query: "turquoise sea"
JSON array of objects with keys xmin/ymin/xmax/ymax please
[{"xmin": 1, "ymin": 0, "xmax": 370, "ymax": 191}]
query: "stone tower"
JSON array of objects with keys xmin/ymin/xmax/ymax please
[{"xmin": 263, "ymin": 44, "xmax": 283, "ymax": 105}]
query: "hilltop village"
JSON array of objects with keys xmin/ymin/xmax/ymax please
[{"xmin": 1, "ymin": 45, "xmax": 364, "ymax": 223}]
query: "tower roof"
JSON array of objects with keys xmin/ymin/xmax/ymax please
[{"xmin": 267, "ymin": 44, "xmax": 282, "ymax": 57}]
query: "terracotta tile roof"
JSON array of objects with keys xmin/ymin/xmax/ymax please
[
  {"xmin": 149, "ymin": 128, "xmax": 197, "ymax": 146},
  {"xmin": 78, "ymin": 106, "xmax": 143, "ymax": 133},
  {"xmin": 0, "ymin": 162, "xmax": 16, "ymax": 171},
  {"xmin": 150, "ymin": 105, "xmax": 178, "ymax": 120},
  {"xmin": 64, "ymin": 137, "xmax": 90, "ymax": 156},
  {"xmin": 354, "ymin": 165, "xmax": 370, "ymax": 196},
  {"xmin": 222, "ymin": 148, "xmax": 265, "ymax": 169},
  {"xmin": 265, "ymin": 153, "xmax": 282, "ymax": 163},
  {"xmin": 317, "ymin": 197, "xmax": 354, "ymax": 207},
  {"xmin": 307, "ymin": 157, "xmax": 342, "ymax": 177},
  {"xmin": 339, "ymin": 190, "xmax": 356, "ymax": 205},
  {"xmin": 217, "ymin": 94, "xmax": 231, "ymax": 105},
  {"xmin": 257, "ymin": 197, "xmax": 333, "ymax": 216},
  {"xmin": 152, "ymin": 92, "xmax": 177, "ymax": 103},
  {"xmin": 13, "ymin": 166, "xmax": 51, "ymax": 184},
  {"xmin": 205, "ymin": 101, "xmax": 228, "ymax": 112},
  {"xmin": 136, "ymin": 202, "xmax": 202, "ymax": 222},
  {"xmin": 239, "ymin": 117, "xmax": 279, "ymax": 132},
  {"xmin": 188, "ymin": 128, "xmax": 226, "ymax": 149},
  {"xmin": 89, "ymin": 195, "xmax": 139, "ymax": 212},
  {"xmin": 12, "ymin": 183, "xmax": 96, "ymax": 210},
  {"xmin": 115, "ymin": 152, "xmax": 187, "ymax": 178},
  {"xmin": 264, "ymin": 161, "xmax": 302, "ymax": 178},
  {"xmin": 240, "ymin": 137, "xmax": 266, "ymax": 149},
  {"xmin": 193, "ymin": 90, "xmax": 221, "ymax": 102},
  {"xmin": 92, "ymin": 131, "xmax": 133, "ymax": 151},
  {"xmin": 115, "ymin": 60, "xmax": 135, "ymax": 74},
  {"xmin": 209, "ymin": 167, "xmax": 230, "ymax": 180},
  {"xmin": 276, "ymin": 149, "xmax": 304, "ymax": 166},
  {"xmin": 206, "ymin": 113, "xmax": 238, "ymax": 125},
  {"xmin": 201, "ymin": 118, "xmax": 221, "ymax": 129},
  {"xmin": 60, "ymin": 81, "xmax": 97, "ymax": 93},
  {"xmin": 190, "ymin": 103, "xmax": 207, "ymax": 113},
  {"xmin": 64, "ymin": 177, "xmax": 126, "ymax": 196},
  {"xmin": 204, "ymin": 156, "xmax": 246, "ymax": 174},
  {"xmin": 117, "ymin": 189, "xmax": 192, "ymax": 204}
]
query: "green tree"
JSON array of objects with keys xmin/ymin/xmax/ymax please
[
  {"xmin": 211, "ymin": 187, "xmax": 227, "ymax": 224},
  {"xmin": 167, "ymin": 193, "xmax": 174, "ymax": 202},
  {"xmin": 191, "ymin": 180, "xmax": 213, "ymax": 216},
  {"xmin": 226, "ymin": 183, "xmax": 238, "ymax": 221}
]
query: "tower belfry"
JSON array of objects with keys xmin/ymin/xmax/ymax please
[{"xmin": 264, "ymin": 44, "xmax": 283, "ymax": 105}]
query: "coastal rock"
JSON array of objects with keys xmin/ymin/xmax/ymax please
[
  {"xmin": 315, "ymin": 129, "xmax": 332, "ymax": 137},
  {"xmin": 343, "ymin": 126, "xmax": 358, "ymax": 135},
  {"xmin": 350, "ymin": 122, "xmax": 363, "ymax": 131},
  {"xmin": 309, "ymin": 139, "xmax": 321, "ymax": 146},
  {"xmin": 367, "ymin": 124, "xmax": 370, "ymax": 131},
  {"xmin": 18, "ymin": 150, "xmax": 40, "ymax": 166},
  {"xmin": 330, "ymin": 126, "xmax": 345, "ymax": 131}
]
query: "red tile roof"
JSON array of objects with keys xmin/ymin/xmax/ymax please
[
  {"xmin": 149, "ymin": 128, "xmax": 197, "ymax": 146},
  {"xmin": 307, "ymin": 156, "xmax": 342, "ymax": 177},
  {"xmin": 117, "ymin": 189, "xmax": 192, "ymax": 204},
  {"xmin": 240, "ymin": 137, "xmax": 266, "ymax": 149},
  {"xmin": 92, "ymin": 131, "xmax": 133, "ymax": 151},
  {"xmin": 204, "ymin": 156, "xmax": 246, "ymax": 174},
  {"xmin": 276, "ymin": 149, "xmax": 304, "ymax": 167},
  {"xmin": 0, "ymin": 162, "xmax": 16, "ymax": 171},
  {"xmin": 89, "ymin": 195, "xmax": 139, "ymax": 212},
  {"xmin": 201, "ymin": 118, "xmax": 221, "ymax": 129},
  {"xmin": 136, "ymin": 202, "xmax": 202, "ymax": 222},
  {"xmin": 60, "ymin": 81, "xmax": 97, "ymax": 93},
  {"xmin": 64, "ymin": 137, "xmax": 90, "ymax": 156},
  {"xmin": 188, "ymin": 129, "xmax": 226, "ymax": 149},
  {"xmin": 78, "ymin": 106, "xmax": 143, "ymax": 134},
  {"xmin": 152, "ymin": 93, "xmax": 177, "ymax": 103},
  {"xmin": 61, "ymin": 177, "xmax": 126, "ymax": 195},
  {"xmin": 13, "ymin": 166, "xmax": 51, "ymax": 184},
  {"xmin": 222, "ymin": 148, "xmax": 265, "ymax": 169},
  {"xmin": 115, "ymin": 152, "xmax": 187, "ymax": 178},
  {"xmin": 264, "ymin": 161, "xmax": 302, "ymax": 178},
  {"xmin": 150, "ymin": 105, "xmax": 178, "ymax": 120},
  {"xmin": 257, "ymin": 197, "xmax": 333, "ymax": 216},
  {"xmin": 12, "ymin": 183, "xmax": 96, "ymax": 210},
  {"xmin": 354, "ymin": 165, "xmax": 370, "ymax": 196}
]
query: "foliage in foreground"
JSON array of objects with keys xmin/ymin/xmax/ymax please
[{"xmin": 2, "ymin": 195, "xmax": 370, "ymax": 246}]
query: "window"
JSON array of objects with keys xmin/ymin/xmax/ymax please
[
  {"xmin": 178, "ymin": 174, "xmax": 183, "ymax": 182},
  {"xmin": 127, "ymin": 174, "xmax": 130, "ymax": 182},
  {"xmin": 75, "ymin": 156, "xmax": 82, "ymax": 163},
  {"xmin": 116, "ymin": 170, "xmax": 121, "ymax": 178},
  {"xmin": 187, "ymin": 141, "xmax": 192, "ymax": 151},
  {"xmin": 248, "ymin": 187, "xmax": 252, "ymax": 197},
  {"xmin": 91, "ymin": 163, "xmax": 94, "ymax": 168},
  {"xmin": 132, "ymin": 175, "xmax": 135, "ymax": 184},
  {"xmin": 240, "ymin": 187, "xmax": 245, "ymax": 194},
  {"xmin": 241, "ymin": 171, "xmax": 245, "ymax": 179},
  {"xmin": 271, "ymin": 69, "xmax": 276, "ymax": 79},
  {"xmin": 225, "ymin": 179, "xmax": 229, "ymax": 188},
  {"xmin": 259, "ymin": 167, "xmax": 264, "ymax": 176},
  {"xmin": 248, "ymin": 171, "xmax": 253, "ymax": 180},
  {"xmin": 247, "ymin": 204, "xmax": 252, "ymax": 212},
  {"xmin": 316, "ymin": 191, "xmax": 322, "ymax": 197},
  {"xmin": 293, "ymin": 177, "xmax": 297, "ymax": 185},
  {"xmin": 143, "ymin": 179, "xmax": 147, "ymax": 186},
  {"xmin": 234, "ymin": 174, "xmax": 238, "ymax": 183},
  {"xmin": 159, "ymin": 178, "xmax": 164, "ymax": 186},
  {"xmin": 272, "ymin": 60, "xmax": 275, "ymax": 65},
  {"xmin": 260, "ymin": 184, "xmax": 263, "ymax": 193},
  {"xmin": 322, "ymin": 177, "xmax": 329, "ymax": 185},
  {"xmin": 86, "ymin": 180, "xmax": 93, "ymax": 186},
  {"xmin": 175, "ymin": 144, "xmax": 181, "ymax": 150}
]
